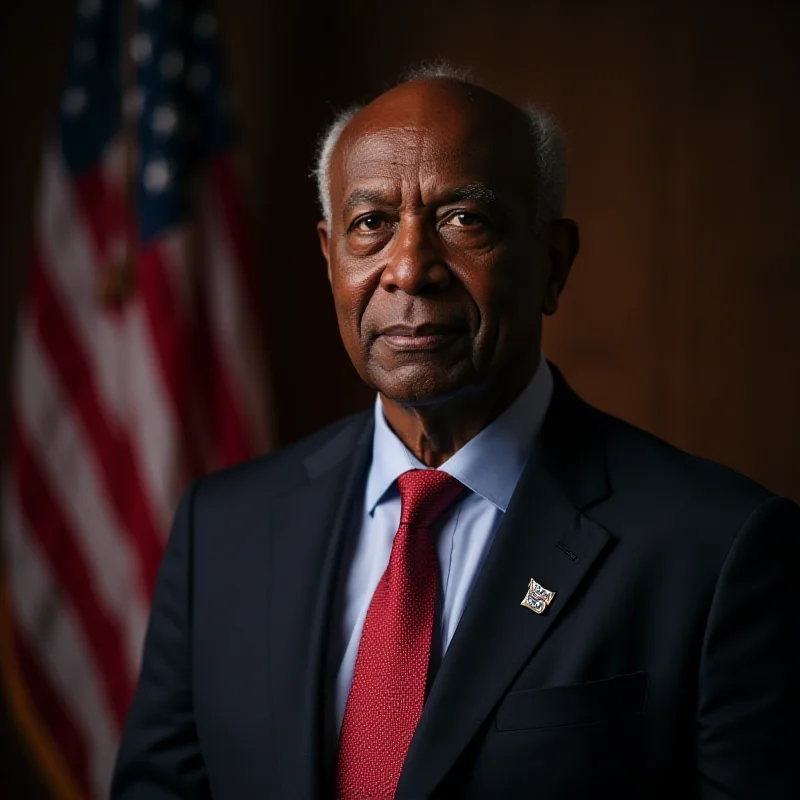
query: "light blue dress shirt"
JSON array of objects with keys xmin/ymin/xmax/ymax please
[{"xmin": 333, "ymin": 358, "xmax": 554, "ymax": 734}]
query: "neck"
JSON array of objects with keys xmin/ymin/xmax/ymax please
[{"xmin": 379, "ymin": 357, "xmax": 541, "ymax": 468}]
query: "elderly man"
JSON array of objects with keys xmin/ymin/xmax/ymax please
[{"xmin": 112, "ymin": 66, "xmax": 799, "ymax": 799}]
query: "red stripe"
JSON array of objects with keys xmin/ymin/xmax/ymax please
[
  {"xmin": 72, "ymin": 164, "xmax": 131, "ymax": 321},
  {"xmin": 209, "ymin": 156, "xmax": 266, "ymax": 463},
  {"xmin": 194, "ymin": 281, "xmax": 253, "ymax": 467},
  {"xmin": 211, "ymin": 155, "xmax": 262, "ymax": 322},
  {"xmin": 74, "ymin": 157, "xmax": 261, "ymax": 479},
  {"xmin": 209, "ymin": 345, "xmax": 255, "ymax": 466},
  {"xmin": 30, "ymin": 249, "xmax": 163, "ymax": 596},
  {"xmin": 10, "ymin": 421, "xmax": 135, "ymax": 728},
  {"xmin": 11, "ymin": 622, "xmax": 92, "ymax": 795},
  {"xmin": 72, "ymin": 165, "xmax": 203, "ymax": 480},
  {"xmin": 71, "ymin": 166, "xmax": 125, "ymax": 266},
  {"xmin": 137, "ymin": 243, "xmax": 203, "ymax": 477}
]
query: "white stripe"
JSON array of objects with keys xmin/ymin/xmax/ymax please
[
  {"xmin": 122, "ymin": 302, "xmax": 183, "ymax": 533},
  {"xmin": 37, "ymin": 142, "xmax": 179, "ymax": 535},
  {"xmin": 155, "ymin": 229, "xmax": 216, "ymax": 474},
  {"xmin": 36, "ymin": 145, "xmax": 128, "ymax": 423},
  {"xmin": 2, "ymin": 486, "xmax": 118, "ymax": 800},
  {"xmin": 202, "ymin": 176, "xmax": 271, "ymax": 454},
  {"xmin": 13, "ymin": 322, "xmax": 149, "ymax": 676}
]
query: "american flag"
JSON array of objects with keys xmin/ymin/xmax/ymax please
[{"xmin": 0, "ymin": 0, "xmax": 272, "ymax": 796}]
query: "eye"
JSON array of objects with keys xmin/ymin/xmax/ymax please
[
  {"xmin": 352, "ymin": 214, "xmax": 387, "ymax": 233},
  {"xmin": 444, "ymin": 211, "xmax": 485, "ymax": 228}
]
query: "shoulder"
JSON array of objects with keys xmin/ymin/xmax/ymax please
[
  {"xmin": 188, "ymin": 410, "xmax": 372, "ymax": 511},
  {"xmin": 604, "ymin": 411, "xmax": 773, "ymax": 511},
  {"xmin": 598, "ymin": 412, "xmax": 772, "ymax": 505},
  {"xmin": 593, "ymin": 407, "xmax": 791, "ymax": 556},
  {"xmin": 548, "ymin": 364, "xmax": 780, "ymax": 530},
  {"xmin": 567, "ymin": 400, "xmax": 800, "ymax": 613}
]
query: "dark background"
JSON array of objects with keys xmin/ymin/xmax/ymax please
[{"xmin": 1, "ymin": 0, "xmax": 798, "ymax": 794}]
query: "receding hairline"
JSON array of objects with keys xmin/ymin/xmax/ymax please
[
  {"xmin": 327, "ymin": 79, "xmax": 542, "ymax": 221},
  {"xmin": 333, "ymin": 76, "xmax": 533, "ymax": 164},
  {"xmin": 313, "ymin": 64, "xmax": 567, "ymax": 229}
]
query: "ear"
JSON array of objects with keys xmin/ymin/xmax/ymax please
[
  {"xmin": 317, "ymin": 220, "xmax": 332, "ymax": 286},
  {"xmin": 542, "ymin": 218, "xmax": 579, "ymax": 316}
]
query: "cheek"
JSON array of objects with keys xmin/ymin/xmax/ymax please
[
  {"xmin": 460, "ymin": 256, "xmax": 520, "ymax": 315},
  {"xmin": 330, "ymin": 257, "xmax": 382, "ymax": 347},
  {"xmin": 467, "ymin": 255, "xmax": 543, "ymax": 352}
]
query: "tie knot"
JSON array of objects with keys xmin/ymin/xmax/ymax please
[{"xmin": 396, "ymin": 469, "xmax": 467, "ymax": 528}]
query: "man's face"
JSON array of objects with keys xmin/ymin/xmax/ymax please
[{"xmin": 318, "ymin": 80, "xmax": 572, "ymax": 407}]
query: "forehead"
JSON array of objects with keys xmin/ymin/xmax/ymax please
[{"xmin": 331, "ymin": 82, "xmax": 535, "ymax": 205}]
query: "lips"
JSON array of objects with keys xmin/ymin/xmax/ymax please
[{"xmin": 377, "ymin": 323, "xmax": 465, "ymax": 351}]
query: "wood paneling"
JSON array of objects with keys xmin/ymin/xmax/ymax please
[{"xmin": 216, "ymin": 0, "xmax": 800, "ymax": 496}]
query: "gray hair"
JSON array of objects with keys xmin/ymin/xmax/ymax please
[{"xmin": 312, "ymin": 62, "xmax": 567, "ymax": 231}]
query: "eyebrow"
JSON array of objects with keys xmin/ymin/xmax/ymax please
[
  {"xmin": 342, "ymin": 189, "xmax": 388, "ymax": 220},
  {"xmin": 341, "ymin": 182, "xmax": 499, "ymax": 222},
  {"xmin": 447, "ymin": 182, "xmax": 498, "ymax": 204}
]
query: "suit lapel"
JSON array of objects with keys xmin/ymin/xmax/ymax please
[
  {"xmin": 266, "ymin": 414, "xmax": 373, "ymax": 799},
  {"xmin": 397, "ymin": 374, "xmax": 614, "ymax": 798}
]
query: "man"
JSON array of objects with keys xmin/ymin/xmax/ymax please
[{"xmin": 112, "ymin": 65, "xmax": 800, "ymax": 798}]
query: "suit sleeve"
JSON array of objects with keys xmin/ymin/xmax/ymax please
[
  {"xmin": 697, "ymin": 495, "xmax": 800, "ymax": 799},
  {"xmin": 111, "ymin": 481, "xmax": 211, "ymax": 799}
]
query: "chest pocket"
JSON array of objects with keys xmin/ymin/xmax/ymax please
[{"xmin": 495, "ymin": 671, "xmax": 648, "ymax": 732}]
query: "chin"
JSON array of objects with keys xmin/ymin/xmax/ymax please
[{"xmin": 369, "ymin": 362, "xmax": 475, "ymax": 408}]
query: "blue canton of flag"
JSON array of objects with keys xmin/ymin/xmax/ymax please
[{"xmin": 60, "ymin": 0, "xmax": 236, "ymax": 244}]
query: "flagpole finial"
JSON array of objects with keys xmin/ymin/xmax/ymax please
[{"xmin": 98, "ymin": 259, "xmax": 135, "ymax": 307}]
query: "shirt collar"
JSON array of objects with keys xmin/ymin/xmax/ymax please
[{"xmin": 365, "ymin": 357, "xmax": 554, "ymax": 514}]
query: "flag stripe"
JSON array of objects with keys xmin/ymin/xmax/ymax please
[
  {"xmin": 192, "ymin": 214, "xmax": 253, "ymax": 466},
  {"xmin": 123, "ymin": 302, "xmax": 185, "ymax": 534},
  {"xmin": 31, "ymin": 249, "xmax": 164, "ymax": 595},
  {"xmin": 195, "ymin": 292, "xmax": 251, "ymax": 468},
  {"xmin": 4, "ymin": 484, "xmax": 119, "ymax": 797},
  {"xmin": 14, "ymin": 324, "xmax": 149, "ymax": 674},
  {"xmin": 211, "ymin": 156, "xmax": 261, "ymax": 318},
  {"xmin": 40, "ymin": 151, "xmax": 180, "ymax": 532},
  {"xmin": 137, "ymin": 244, "xmax": 204, "ymax": 476},
  {"xmin": 205, "ymin": 161, "xmax": 270, "ymax": 456},
  {"xmin": 209, "ymin": 334, "xmax": 254, "ymax": 466},
  {"xmin": 10, "ymin": 422, "xmax": 134, "ymax": 728},
  {"xmin": 12, "ymin": 624, "xmax": 92, "ymax": 796},
  {"xmin": 37, "ymin": 151, "xmax": 129, "ymax": 423},
  {"xmin": 0, "ymin": 579, "xmax": 87, "ymax": 800},
  {"xmin": 71, "ymin": 165, "xmax": 203, "ymax": 488},
  {"xmin": 72, "ymin": 162, "xmax": 127, "ymax": 268},
  {"xmin": 3, "ymin": 6, "xmax": 273, "ymax": 794}
]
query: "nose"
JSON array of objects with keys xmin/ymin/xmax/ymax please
[{"xmin": 379, "ymin": 216, "xmax": 452, "ymax": 295}]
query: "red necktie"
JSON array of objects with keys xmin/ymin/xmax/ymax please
[{"xmin": 336, "ymin": 469, "xmax": 467, "ymax": 799}]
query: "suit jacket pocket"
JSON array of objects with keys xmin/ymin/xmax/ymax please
[{"xmin": 495, "ymin": 671, "xmax": 648, "ymax": 732}]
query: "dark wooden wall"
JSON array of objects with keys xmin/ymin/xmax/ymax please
[
  {"xmin": 1, "ymin": 0, "xmax": 798, "ymax": 794},
  {"xmin": 215, "ymin": 0, "xmax": 800, "ymax": 496}
]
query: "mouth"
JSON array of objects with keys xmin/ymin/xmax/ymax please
[{"xmin": 377, "ymin": 323, "xmax": 465, "ymax": 352}]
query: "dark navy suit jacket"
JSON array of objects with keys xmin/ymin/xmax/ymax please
[{"xmin": 112, "ymin": 369, "xmax": 800, "ymax": 798}]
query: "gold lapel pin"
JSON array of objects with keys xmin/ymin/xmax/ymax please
[{"xmin": 520, "ymin": 578, "xmax": 556, "ymax": 615}]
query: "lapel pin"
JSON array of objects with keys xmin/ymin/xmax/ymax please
[{"xmin": 521, "ymin": 578, "xmax": 556, "ymax": 615}]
